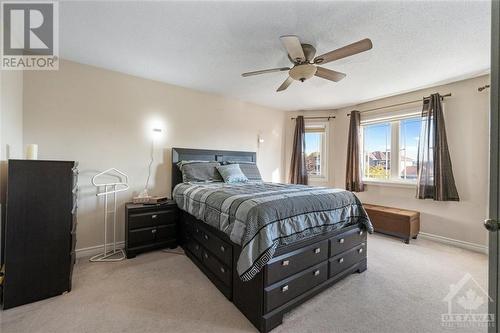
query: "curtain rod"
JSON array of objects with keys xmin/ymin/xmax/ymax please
[
  {"xmin": 347, "ymin": 93, "xmax": 452, "ymax": 116},
  {"xmin": 291, "ymin": 116, "xmax": 335, "ymax": 120}
]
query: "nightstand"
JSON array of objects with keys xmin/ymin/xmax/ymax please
[{"xmin": 125, "ymin": 200, "xmax": 178, "ymax": 258}]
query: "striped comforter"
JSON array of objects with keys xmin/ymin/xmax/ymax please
[{"xmin": 173, "ymin": 182, "xmax": 373, "ymax": 281}]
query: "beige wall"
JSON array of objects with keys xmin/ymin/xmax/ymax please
[
  {"xmin": 23, "ymin": 60, "xmax": 286, "ymax": 250},
  {"xmin": 1, "ymin": 70, "xmax": 24, "ymax": 161},
  {"xmin": 286, "ymin": 75, "xmax": 490, "ymax": 248},
  {"xmin": 0, "ymin": 70, "xmax": 24, "ymax": 259}
]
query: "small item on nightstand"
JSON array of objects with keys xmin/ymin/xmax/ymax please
[{"xmin": 132, "ymin": 195, "xmax": 169, "ymax": 204}]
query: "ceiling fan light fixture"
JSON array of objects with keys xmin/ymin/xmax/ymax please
[{"xmin": 289, "ymin": 64, "xmax": 317, "ymax": 82}]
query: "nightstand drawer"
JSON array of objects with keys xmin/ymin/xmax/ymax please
[
  {"xmin": 156, "ymin": 225, "xmax": 176, "ymax": 242},
  {"xmin": 129, "ymin": 210, "xmax": 177, "ymax": 229},
  {"xmin": 129, "ymin": 227, "xmax": 156, "ymax": 247}
]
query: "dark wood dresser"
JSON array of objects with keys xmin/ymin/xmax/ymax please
[
  {"xmin": 1, "ymin": 159, "xmax": 78, "ymax": 309},
  {"xmin": 125, "ymin": 201, "xmax": 178, "ymax": 258}
]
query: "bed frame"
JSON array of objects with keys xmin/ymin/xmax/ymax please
[{"xmin": 172, "ymin": 148, "xmax": 368, "ymax": 333}]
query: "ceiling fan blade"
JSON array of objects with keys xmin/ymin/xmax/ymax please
[
  {"xmin": 314, "ymin": 38, "xmax": 373, "ymax": 65},
  {"xmin": 315, "ymin": 67, "xmax": 346, "ymax": 82},
  {"xmin": 242, "ymin": 67, "xmax": 290, "ymax": 77},
  {"xmin": 280, "ymin": 35, "xmax": 306, "ymax": 63},
  {"xmin": 277, "ymin": 76, "xmax": 293, "ymax": 92}
]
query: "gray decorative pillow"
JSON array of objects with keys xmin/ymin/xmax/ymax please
[
  {"xmin": 176, "ymin": 160, "xmax": 210, "ymax": 169},
  {"xmin": 225, "ymin": 161, "xmax": 262, "ymax": 182},
  {"xmin": 180, "ymin": 162, "xmax": 222, "ymax": 183},
  {"xmin": 216, "ymin": 164, "xmax": 248, "ymax": 183}
]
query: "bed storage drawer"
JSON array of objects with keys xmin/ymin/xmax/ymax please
[
  {"xmin": 202, "ymin": 250, "xmax": 232, "ymax": 286},
  {"xmin": 330, "ymin": 227, "xmax": 366, "ymax": 257},
  {"xmin": 329, "ymin": 244, "xmax": 366, "ymax": 277},
  {"xmin": 196, "ymin": 226, "xmax": 232, "ymax": 266},
  {"xmin": 264, "ymin": 261, "xmax": 328, "ymax": 312},
  {"xmin": 186, "ymin": 239, "xmax": 203, "ymax": 261},
  {"xmin": 265, "ymin": 239, "xmax": 328, "ymax": 286}
]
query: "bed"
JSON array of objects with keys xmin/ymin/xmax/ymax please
[{"xmin": 172, "ymin": 148, "xmax": 372, "ymax": 333}]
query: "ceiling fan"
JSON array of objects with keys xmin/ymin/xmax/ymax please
[{"xmin": 241, "ymin": 35, "xmax": 373, "ymax": 92}]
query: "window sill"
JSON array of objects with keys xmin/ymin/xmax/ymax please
[
  {"xmin": 363, "ymin": 179, "xmax": 416, "ymax": 189},
  {"xmin": 308, "ymin": 176, "xmax": 329, "ymax": 183}
]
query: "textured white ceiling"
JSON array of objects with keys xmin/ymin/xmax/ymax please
[{"xmin": 59, "ymin": 1, "xmax": 490, "ymax": 110}]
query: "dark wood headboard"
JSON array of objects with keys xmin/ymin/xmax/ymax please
[{"xmin": 171, "ymin": 148, "xmax": 256, "ymax": 191}]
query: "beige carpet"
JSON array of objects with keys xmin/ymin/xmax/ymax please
[{"xmin": 0, "ymin": 234, "xmax": 488, "ymax": 333}]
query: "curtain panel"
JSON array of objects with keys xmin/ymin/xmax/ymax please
[
  {"xmin": 289, "ymin": 116, "xmax": 308, "ymax": 185},
  {"xmin": 416, "ymin": 93, "xmax": 460, "ymax": 201},
  {"xmin": 345, "ymin": 110, "xmax": 364, "ymax": 192}
]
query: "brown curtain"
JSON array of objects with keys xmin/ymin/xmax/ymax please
[
  {"xmin": 345, "ymin": 110, "xmax": 364, "ymax": 192},
  {"xmin": 289, "ymin": 116, "xmax": 308, "ymax": 185},
  {"xmin": 416, "ymin": 93, "xmax": 459, "ymax": 201}
]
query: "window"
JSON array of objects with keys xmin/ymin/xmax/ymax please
[
  {"xmin": 304, "ymin": 122, "xmax": 328, "ymax": 178},
  {"xmin": 399, "ymin": 117, "xmax": 421, "ymax": 181},
  {"xmin": 362, "ymin": 122, "xmax": 391, "ymax": 180},
  {"xmin": 361, "ymin": 113, "xmax": 421, "ymax": 183}
]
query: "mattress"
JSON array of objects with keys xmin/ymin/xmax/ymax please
[{"xmin": 173, "ymin": 182, "xmax": 372, "ymax": 281}]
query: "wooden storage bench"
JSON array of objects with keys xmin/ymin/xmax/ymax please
[{"xmin": 363, "ymin": 204, "xmax": 420, "ymax": 244}]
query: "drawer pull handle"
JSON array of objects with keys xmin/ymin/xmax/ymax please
[
  {"xmin": 220, "ymin": 245, "xmax": 225, "ymax": 252},
  {"xmin": 282, "ymin": 285, "xmax": 289, "ymax": 292},
  {"xmin": 152, "ymin": 215, "xmax": 157, "ymax": 219},
  {"xmin": 358, "ymin": 248, "xmax": 364, "ymax": 254},
  {"xmin": 204, "ymin": 234, "xmax": 209, "ymax": 240},
  {"xmin": 282, "ymin": 260, "xmax": 290, "ymax": 266},
  {"xmin": 339, "ymin": 238, "xmax": 345, "ymax": 244},
  {"xmin": 314, "ymin": 248, "xmax": 321, "ymax": 254},
  {"xmin": 151, "ymin": 229, "xmax": 157, "ymax": 234},
  {"xmin": 204, "ymin": 253, "xmax": 209, "ymax": 259},
  {"xmin": 220, "ymin": 267, "xmax": 225, "ymax": 273},
  {"xmin": 314, "ymin": 270, "xmax": 320, "ymax": 276},
  {"xmin": 339, "ymin": 258, "xmax": 344, "ymax": 263}
]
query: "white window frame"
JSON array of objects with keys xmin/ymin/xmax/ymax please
[
  {"xmin": 304, "ymin": 120, "xmax": 329, "ymax": 181},
  {"xmin": 360, "ymin": 108, "xmax": 421, "ymax": 186}
]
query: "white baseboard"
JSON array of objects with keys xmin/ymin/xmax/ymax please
[
  {"xmin": 419, "ymin": 232, "xmax": 488, "ymax": 254},
  {"xmin": 75, "ymin": 233, "xmax": 487, "ymax": 258},
  {"xmin": 75, "ymin": 241, "xmax": 125, "ymax": 259}
]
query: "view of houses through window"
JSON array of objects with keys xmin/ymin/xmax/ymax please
[
  {"xmin": 363, "ymin": 122, "xmax": 391, "ymax": 180},
  {"xmin": 304, "ymin": 124, "xmax": 327, "ymax": 177},
  {"xmin": 399, "ymin": 117, "xmax": 421, "ymax": 180},
  {"xmin": 362, "ymin": 116, "xmax": 421, "ymax": 182}
]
